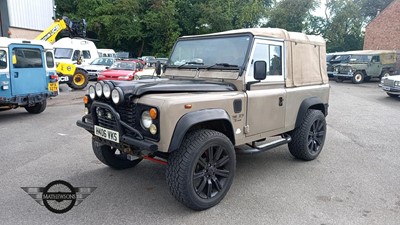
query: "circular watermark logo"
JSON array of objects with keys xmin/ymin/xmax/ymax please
[
  {"xmin": 21, "ymin": 180, "xmax": 96, "ymax": 214},
  {"xmin": 42, "ymin": 180, "xmax": 77, "ymax": 214}
]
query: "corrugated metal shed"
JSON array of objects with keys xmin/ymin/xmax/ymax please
[{"xmin": 7, "ymin": 0, "xmax": 54, "ymax": 31}]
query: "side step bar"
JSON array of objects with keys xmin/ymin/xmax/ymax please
[{"xmin": 236, "ymin": 134, "xmax": 292, "ymax": 155}]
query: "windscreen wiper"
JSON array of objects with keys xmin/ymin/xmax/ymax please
[
  {"xmin": 177, "ymin": 61, "xmax": 204, "ymax": 68},
  {"xmin": 206, "ymin": 63, "xmax": 239, "ymax": 69}
]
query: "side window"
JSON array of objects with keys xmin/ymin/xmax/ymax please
[
  {"xmin": 82, "ymin": 50, "xmax": 91, "ymax": 59},
  {"xmin": 12, "ymin": 48, "xmax": 43, "ymax": 68},
  {"xmin": 269, "ymin": 45, "xmax": 282, "ymax": 75},
  {"xmin": 0, "ymin": 50, "xmax": 7, "ymax": 69},
  {"xmin": 248, "ymin": 41, "xmax": 283, "ymax": 81},
  {"xmin": 72, "ymin": 50, "xmax": 80, "ymax": 61},
  {"xmin": 46, "ymin": 52, "xmax": 55, "ymax": 68},
  {"xmin": 371, "ymin": 55, "xmax": 380, "ymax": 63}
]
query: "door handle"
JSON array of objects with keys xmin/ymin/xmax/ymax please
[
  {"xmin": 14, "ymin": 72, "xmax": 19, "ymax": 78},
  {"xmin": 279, "ymin": 97, "xmax": 284, "ymax": 106}
]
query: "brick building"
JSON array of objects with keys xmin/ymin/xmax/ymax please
[{"xmin": 364, "ymin": 0, "xmax": 400, "ymax": 70}]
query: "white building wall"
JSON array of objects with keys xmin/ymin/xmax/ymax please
[{"xmin": 7, "ymin": 0, "xmax": 54, "ymax": 31}]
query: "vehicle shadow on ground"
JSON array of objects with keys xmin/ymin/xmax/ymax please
[
  {"xmin": 68, "ymin": 146, "xmax": 307, "ymax": 214},
  {"xmin": 0, "ymin": 109, "xmax": 32, "ymax": 121}
]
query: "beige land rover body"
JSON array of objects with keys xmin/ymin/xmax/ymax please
[{"xmin": 77, "ymin": 28, "xmax": 330, "ymax": 210}]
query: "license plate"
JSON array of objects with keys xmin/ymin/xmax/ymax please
[
  {"xmin": 48, "ymin": 83, "xmax": 58, "ymax": 92},
  {"xmin": 383, "ymin": 86, "xmax": 391, "ymax": 91},
  {"xmin": 94, "ymin": 125, "xmax": 119, "ymax": 143}
]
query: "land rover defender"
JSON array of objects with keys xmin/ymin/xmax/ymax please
[
  {"xmin": 332, "ymin": 50, "xmax": 397, "ymax": 84},
  {"xmin": 0, "ymin": 38, "xmax": 58, "ymax": 114},
  {"xmin": 77, "ymin": 28, "xmax": 330, "ymax": 210}
]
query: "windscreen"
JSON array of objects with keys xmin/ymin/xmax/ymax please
[
  {"xmin": 168, "ymin": 35, "xmax": 251, "ymax": 68},
  {"xmin": 91, "ymin": 58, "xmax": 114, "ymax": 66},
  {"xmin": 54, "ymin": 48, "xmax": 73, "ymax": 59},
  {"xmin": 109, "ymin": 61, "xmax": 135, "ymax": 70}
]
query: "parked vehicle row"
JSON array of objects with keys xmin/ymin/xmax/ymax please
[{"xmin": 326, "ymin": 50, "xmax": 397, "ymax": 84}]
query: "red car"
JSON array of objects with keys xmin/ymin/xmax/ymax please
[{"xmin": 98, "ymin": 60, "xmax": 145, "ymax": 81}]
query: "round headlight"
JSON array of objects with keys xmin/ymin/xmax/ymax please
[
  {"xmin": 88, "ymin": 85, "xmax": 96, "ymax": 99},
  {"xmin": 141, "ymin": 111, "xmax": 152, "ymax": 129},
  {"xmin": 95, "ymin": 82, "xmax": 103, "ymax": 97},
  {"xmin": 111, "ymin": 87, "xmax": 123, "ymax": 104},
  {"xmin": 103, "ymin": 83, "xmax": 112, "ymax": 98},
  {"xmin": 149, "ymin": 124, "xmax": 157, "ymax": 135}
]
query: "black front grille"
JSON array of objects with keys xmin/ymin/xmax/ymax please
[
  {"xmin": 93, "ymin": 102, "xmax": 137, "ymax": 133},
  {"xmin": 382, "ymin": 79, "xmax": 395, "ymax": 87},
  {"xmin": 117, "ymin": 103, "xmax": 136, "ymax": 127}
]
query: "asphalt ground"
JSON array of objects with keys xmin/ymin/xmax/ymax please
[{"xmin": 0, "ymin": 80, "xmax": 399, "ymax": 225}]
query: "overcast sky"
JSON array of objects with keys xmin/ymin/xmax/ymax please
[{"xmin": 313, "ymin": 0, "xmax": 327, "ymax": 17}]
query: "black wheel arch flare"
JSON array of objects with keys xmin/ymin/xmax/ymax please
[
  {"xmin": 295, "ymin": 97, "xmax": 328, "ymax": 128},
  {"xmin": 168, "ymin": 109, "xmax": 235, "ymax": 152}
]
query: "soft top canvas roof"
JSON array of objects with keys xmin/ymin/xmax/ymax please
[{"xmin": 182, "ymin": 28, "xmax": 325, "ymax": 46}]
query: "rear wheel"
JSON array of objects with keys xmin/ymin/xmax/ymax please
[
  {"xmin": 24, "ymin": 100, "xmax": 47, "ymax": 114},
  {"xmin": 68, "ymin": 69, "xmax": 89, "ymax": 90},
  {"xmin": 352, "ymin": 72, "xmax": 364, "ymax": 84},
  {"xmin": 92, "ymin": 139, "xmax": 142, "ymax": 170},
  {"xmin": 288, "ymin": 109, "xmax": 326, "ymax": 161},
  {"xmin": 166, "ymin": 129, "xmax": 236, "ymax": 210}
]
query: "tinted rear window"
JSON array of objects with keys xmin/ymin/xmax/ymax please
[{"xmin": 13, "ymin": 48, "xmax": 43, "ymax": 68}]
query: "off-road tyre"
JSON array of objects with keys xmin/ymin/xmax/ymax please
[
  {"xmin": 166, "ymin": 129, "xmax": 236, "ymax": 210},
  {"xmin": 387, "ymin": 93, "xmax": 399, "ymax": 98},
  {"xmin": 92, "ymin": 139, "xmax": 142, "ymax": 170},
  {"xmin": 68, "ymin": 69, "xmax": 89, "ymax": 90},
  {"xmin": 24, "ymin": 100, "xmax": 47, "ymax": 114},
  {"xmin": 352, "ymin": 72, "xmax": 364, "ymax": 84},
  {"xmin": 288, "ymin": 109, "xmax": 326, "ymax": 161}
]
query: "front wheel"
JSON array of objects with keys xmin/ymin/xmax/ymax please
[
  {"xmin": 92, "ymin": 139, "xmax": 142, "ymax": 170},
  {"xmin": 166, "ymin": 129, "xmax": 236, "ymax": 210},
  {"xmin": 352, "ymin": 72, "xmax": 364, "ymax": 84},
  {"xmin": 288, "ymin": 109, "xmax": 327, "ymax": 161},
  {"xmin": 24, "ymin": 100, "xmax": 47, "ymax": 114},
  {"xmin": 68, "ymin": 69, "xmax": 89, "ymax": 90}
]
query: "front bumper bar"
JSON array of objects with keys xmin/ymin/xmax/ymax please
[
  {"xmin": 76, "ymin": 102, "xmax": 158, "ymax": 152},
  {"xmin": 332, "ymin": 72, "xmax": 353, "ymax": 78}
]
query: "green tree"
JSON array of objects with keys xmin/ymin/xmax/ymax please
[{"xmin": 264, "ymin": 0, "xmax": 318, "ymax": 32}]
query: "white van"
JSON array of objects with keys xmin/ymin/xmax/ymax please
[
  {"xmin": 97, "ymin": 49, "xmax": 117, "ymax": 58},
  {"xmin": 53, "ymin": 37, "xmax": 99, "ymax": 66}
]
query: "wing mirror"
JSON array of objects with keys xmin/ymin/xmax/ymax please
[
  {"xmin": 254, "ymin": 61, "xmax": 267, "ymax": 80},
  {"xmin": 155, "ymin": 61, "xmax": 162, "ymax": 76}
]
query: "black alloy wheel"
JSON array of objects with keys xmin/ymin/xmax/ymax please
[{"xmin": 166, "ymin": 129, "xmax": 236, "ymax": 210}]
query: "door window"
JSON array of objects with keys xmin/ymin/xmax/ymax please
[
  {"xmin": 72, "ymin": 50, "xmax": 80, "ymax": 61},
  {"xmin": 82, "ymin": 50, "xmax": 91, "ymax": 59},
  {"xmin": 247, "ymin": 40, "xmax": 284, "ymax": 82}
]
